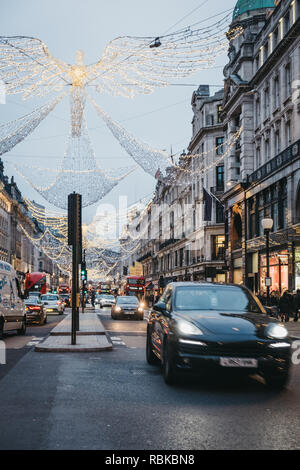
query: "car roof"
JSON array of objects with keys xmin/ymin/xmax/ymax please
[{"xmin": 167, "ymin": 282, "xmax": 246, "ymax": 289}]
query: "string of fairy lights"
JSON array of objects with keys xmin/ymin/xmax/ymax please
[{"xmin": 0, "ymin": 9, "xmax": 246, "ymax": 278}]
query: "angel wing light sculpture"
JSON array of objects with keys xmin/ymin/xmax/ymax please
[{"xmin": 0, "ymin": 16, "xmax": 243, "ymax": 207}]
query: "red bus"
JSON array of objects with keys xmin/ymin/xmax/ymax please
[
  {"xmin": 125, "ymin": 276, "xmax": 145, "ymax": 299},
  {"xmin": 24, "ymin": 272, "xmax": 47, "ymax": 297}
]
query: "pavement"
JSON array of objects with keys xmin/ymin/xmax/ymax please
[
  {"xmin": 285, "ymin": 319, "xmax": 300, "ymax": 339},
  {"xmin": 35, "ymin": 311, "xmax": 113, "ymax": 352}
]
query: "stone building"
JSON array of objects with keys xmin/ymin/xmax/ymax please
[
  {"xmin": 122, "ymin": 86, "xmax": 229, "ymax": 292},
  {"xmin": 221, "ymin": 0, "xmax": 300, "ymax": 292}
]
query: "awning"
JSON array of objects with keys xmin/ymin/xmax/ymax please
[{"xmin": 145, "ymin": 281, "xmax": 153, "ymax": 289}]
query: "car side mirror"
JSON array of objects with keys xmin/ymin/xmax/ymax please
[{"xmin": 154, "ymin": 301, "xmax": 170, "ymax": 315}]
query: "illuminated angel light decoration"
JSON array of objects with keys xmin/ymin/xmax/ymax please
[
  {"xmin": 90, "ymin": 97, "xmax": 243, "ymax": 182},
  {"xmin": 14, "ymin": 118, "xmax": 135, "ymax": 209},
  {"xmin": 0, "ymin": 18, "xmax": 243, "ymax": 135},
  {"xmin": 0, "ymin": 93, "xmax": 65, "ymax": 156},
  {"xmin": 0, "ymin": 18, "xmax": 243, "ymax": 206},
  {"xmin": 0, "ymin": 19, "xmax": 242, "ymax": 99}
]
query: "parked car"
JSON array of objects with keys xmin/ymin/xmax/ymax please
[
  {"xmin": 99, "ymin": 294, "xmax": 116, "ymax": 308},
  {"xmin": 25, "ymin": 297, "xmax": 47, "ymax": 325},
  {"xmin": 146, "ymin": 282, "xmax": 292, "ymax": 389},
  {"xmin": 0, "ymin": 261, "xmax": 26, "ymax": 338},
  {"xmin": 40, "ymin": 294, "xmax": 65, "ymax": 315},
  {"xmin": 111, "ymin": 296, "xmax": 144, "ymax": 320}
]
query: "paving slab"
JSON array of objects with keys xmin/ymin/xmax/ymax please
[
  {"xmin": 286, "ymin": 320, "xmax": 300, "ymax": 339},
  {"xmin": 50, "ymin": 312, "xmax": 105, "ymax": 336},
  {"xmin": 35, "ymin": 334, "xmax": 112, "ymax": 352}
]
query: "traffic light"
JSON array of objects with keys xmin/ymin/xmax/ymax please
[
  {"xmin": 81, "ymin": 261, "xmax": 87, "ymax": 281},
  {"xmin": 68, "ymin": 193, "xmax": 82, "ymax": 263},
  {"xmin": 123, "ymin": 266, "xmax": 128, "ymax": 276}
]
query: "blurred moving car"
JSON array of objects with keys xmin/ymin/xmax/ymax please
[
  {"xmin": 111, "ymin": 296, "xmax": 144, "ymax": 320},
  {"xmin": 99, "ymin": 294, "xmax": 116, "ymax": 308},
  {"xmin": 40, "ymin": 294, "xmax": 65, "ymax": 315},
  {"xmin": 59, "ymin": 294, "xmax": 70, "ymax": 308},
  {"xmin": 146, "ymin": 282, "xmax": 292, "ymax": 389},
  {"xmin": 25, "ymin": 297, "xmax": 47, "ymax": 325}
]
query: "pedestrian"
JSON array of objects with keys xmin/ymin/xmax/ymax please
[
  {"xmin": 91, "ymin": 290, "xmax": 96, "ymax": 308},
  {"xmin": 292, "ymin": 289, "xmax": 300, "ymax": 322},
  {"xmin": 279, "ymin": 290, "xmax": 294, "ymax": 323}
]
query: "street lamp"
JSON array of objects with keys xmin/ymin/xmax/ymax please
[{"xmin": 261, "ymin": 217, "xmax": 274, "ymax": 304}]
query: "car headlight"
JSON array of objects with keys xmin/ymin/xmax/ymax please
[
  {"xmin": 265, "ymin": 323, "xmax": 288, "ymax": 339},
  {"xmin": 139, "ymin": 302, "xmax": 145, "ymax": 308},
  {"xmin": 115, "ymin": 306, "xmax": 121, "ymax": 313},
  {"xmin": 138, "ymin": 307, "xmax": 143, "ymax": 313},
  {"xmin": 177, "ymin": 320, "xmax": 203, "ymax": 336}
]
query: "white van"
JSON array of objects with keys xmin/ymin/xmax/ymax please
[{"xmin": 0, "ymin": 261, "xmax": 26, "ymax": 338}]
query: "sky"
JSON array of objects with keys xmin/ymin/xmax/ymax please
[{"xmin": 0, "ymin": 0, "xmax": 237, "ymax": 224}]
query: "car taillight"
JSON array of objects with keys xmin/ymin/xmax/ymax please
[
  {"xmin": 57, "ymin": 301, "xmax": 62, "ymax": 305},
  {"xmin": 29, "ymin": 306, "xmax": 41, "ymax": 311}
]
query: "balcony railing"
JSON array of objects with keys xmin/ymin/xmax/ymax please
[{"xmin": 248, "ymin": 139, "xmax": 300, "ymax": 184}]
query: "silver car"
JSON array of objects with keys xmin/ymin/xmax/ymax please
[
  {"xmin": 99, "ymin": 294, "xmax": 116, "ymax": 308},
  {"xmin": 40, "ymin": 294, "xmax": 65, "ymax": 315}
]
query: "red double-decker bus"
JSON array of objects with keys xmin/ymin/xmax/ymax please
[
  {"xmin": 125, "ymin": 276, "xmax": 145, "ymax": 299},
  {"xmin": 24, "ymin": 272, "xmax": 47, "ymax": 297}
]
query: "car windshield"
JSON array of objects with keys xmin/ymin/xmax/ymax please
[
  {"xmin": 41, "ymin": 295, "xmax": 59, "ymax": 301},
  {"xmin": 174, "ymin": 286, "xmax": 262, "ymax": 313},
  {"xmin": 117, "ymin": 297, "xmax": 138, "ymax": 305}
]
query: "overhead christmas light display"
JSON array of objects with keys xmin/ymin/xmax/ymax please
[
  {"xmin": 0, "ymin": 18, "xmax": 242, "ymax": 100},
  {"xmin": 0, "ymin": 93, "xmax": 65, "ymax": 156},
  {"xmin": 0, "ymin": 13, "xmax": 244, "ymax": 212},
  {"xmin": 14, "ymin": 118, "xmax": 136, "ymax": 209},
  {"xmin": 90, "ymin": 97, "xmax": 243, "ymax": 182}
]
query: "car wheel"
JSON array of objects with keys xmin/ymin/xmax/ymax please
[
  {"xmin": 162, "ymin": 339, "xmax": 177, "ymax": 385},
  {"xmin": 17, "ymin": 317, "xmax": 26, "ymax": 336},
  {"xmin": 146, "ymin": 329, "xmax": 159, "ymax": 365},
  {"xmin": 265, "ymin": 371, "xmax": 290, "ymax": 390}
]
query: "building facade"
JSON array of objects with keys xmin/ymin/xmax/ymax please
[{"xmin": 222, "ymin": 0, "xmax": 300, "ymax": 293}]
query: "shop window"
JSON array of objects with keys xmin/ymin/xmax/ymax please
[{"xmin": 260, "ymin": 251, "xmax": 289, "ymax": 294}]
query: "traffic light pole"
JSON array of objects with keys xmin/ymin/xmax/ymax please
[
  {"xmin": 68, "ymin": 193, "xmax": 82, "ymax": 345},
  {"xmin": 81, "ymin": 249, "xmax": 87, "ymax": 314}
]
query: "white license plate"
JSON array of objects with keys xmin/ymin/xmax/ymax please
[{"xmin": 220, "ymin": 358, "xmax": 258, "ymax": 368}]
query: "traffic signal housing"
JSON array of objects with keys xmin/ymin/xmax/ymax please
[{"xmin": 81, "ymin": 261, "xmax": 87, "ymax": 282}]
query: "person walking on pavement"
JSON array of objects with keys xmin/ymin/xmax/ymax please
[
  {"xmin": 91, "ymin": 290, "xmax": 96, "ymax": 308},
  {"xmin": 279, "ymin": 290, "xmax": 294, "ymax": 323}
]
